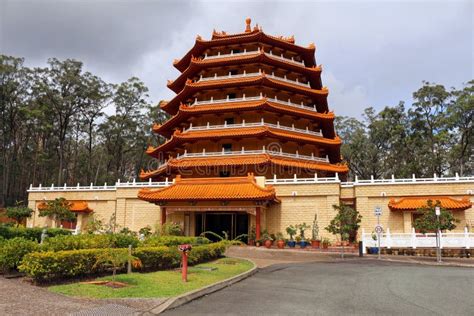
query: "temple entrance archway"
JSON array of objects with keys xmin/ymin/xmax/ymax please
[{"xmin": 195, "ymin": 212, "xmax": 248, "ymax": 242}]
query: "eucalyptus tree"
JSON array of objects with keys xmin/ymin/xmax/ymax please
[
  {"xmin": 447, "ymin": 80, "xmax": 473, "ymax": 176},
  {"xmin": 100, "ymin": 77, "xmax": 150, "ymax": 182},
  {"xmin": 0, "ymin": 55, "xmax": 33, "ymax": 206},
  {"xmin": 409, "ymin": 82, "xmax": 451, "ymax": 176},
  {"xmin": 80, "ymin": 73, "xmax": 112, "ymax": 183},
  {"xmin": 32, "ymin": 58, "xmax": 89, "ymax": 185}
]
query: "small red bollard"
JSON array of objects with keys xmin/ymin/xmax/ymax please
[{"xmin": 178, "ymin": 244, "xmax": 192, "ymax": 282}]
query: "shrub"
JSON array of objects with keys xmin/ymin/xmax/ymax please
[
  {"xmin": 0, "ymin": 237, "xmax": 39, "ymax": 272},
  {"xmin": 140, "ymin": 236, "xmax": 210, "ymax": 247},
  {"xmin": 111, "ymin": 233, "xmax": 139, "ymax": 248},
  {"xmin": 0, "ymin": 224, "xmax": 70, "ymax": 241},
  {"xmin": 158, "ymin": 222, "xmax": 183, "ymax": 236},
  {"xmin": 19, "ymin": 242, "xmax": 227, "ymax": 282},
  {"xmin": 42, "ymin": 233, "xmax": 139, "ymax": 251}
]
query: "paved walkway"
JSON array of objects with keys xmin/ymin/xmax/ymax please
[
  {"xmin": 368, "ymin": 254, "xmax": 474, "ymax": 267},
  {"xmin": 164, "ymin": 259, "xmax": 474, "ymax": 316},
  {"xmin": 2, "ymin": 247, "xmax": 471, "ymax": 315},
  {"xmin": 0, "ymin": 277, "xmax": 103, "ymax": 315},
  {"xmin": 226, "ymin": 245, "xmax": 357, "ymax": 267},
  {"xmin": 226, "ymin": 245, "xmax": 474, "ymax": 268}
]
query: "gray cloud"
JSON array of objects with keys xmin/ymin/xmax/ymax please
[{"xmin": 1, "ymin": 0, "xmax": 472, "ymax": 117}]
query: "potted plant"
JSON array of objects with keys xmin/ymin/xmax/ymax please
[
  {"xmin": 248, "ymin": 226, "xmax": 256, "ymax": 246},
  {"xmin": 297, "ymin": 222, "xmax": 310, "ymax": 248},
  {"xmin": 275, "ymin": 232, "xmax": 285, "ymax": 249},
  {"xmin": 286, "ymin": 225, "xmax": 297, "ymax": 248},
  {"xmin": 370, "ymin": 232, "xmax": 379, "ymax": 254},
  {"xmin": 322, "ymin": 238, "xmax": 330, "ymax": 249},
  {"xmin": 295, "ymin": 235, "xmax": 302, "ymax": 246},
  {"xmin": 311, "ymin": 214, "xmax": 321, "ymax": 249},
  {"xmin": 262, "ymin": 230, "xmax": 273, "ymax": 248}
]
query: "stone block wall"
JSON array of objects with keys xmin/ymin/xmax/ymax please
[{"xmin": 27, "ymin": 178, "xmax": 473, "ymax": 242}]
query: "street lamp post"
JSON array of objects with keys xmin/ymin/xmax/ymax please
[{"xmin": 435, "ymin": 206, "xmax": 442, "ymax": 263}]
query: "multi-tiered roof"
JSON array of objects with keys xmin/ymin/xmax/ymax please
[{"xmin": 141, "ymin": 19, "xmax": 348, "ymax": 181}]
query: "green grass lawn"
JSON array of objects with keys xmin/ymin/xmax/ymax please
[{"xmin": 49, "ymin": 257, "xmax": 253, "ymax": 299}]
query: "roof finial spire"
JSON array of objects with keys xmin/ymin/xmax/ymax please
[{"xmin": 245, "ymin": 17, "xmax": 251, "ymax": 32}]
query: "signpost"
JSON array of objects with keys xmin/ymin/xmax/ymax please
[
  {"xmin": 435, "ymin": 206, "xmax": 442, "ymax": 263},
  {"xmin": 374, "ymin": 207, "xmax": 382, "ymax": 259}
]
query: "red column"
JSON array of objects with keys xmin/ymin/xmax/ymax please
[
  {"xmin": 182, "ymin": 251, "xmax": 188, "ymax": 282},
  {"xmin": 256, "ymin": 207, "xmax": 261, "ymax": 241},
  {"xmin": 161, "ymin": 207, "xmax": 166, "ymax": 226}
]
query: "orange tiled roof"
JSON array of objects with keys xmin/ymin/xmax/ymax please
[
  {"xmin": 147, "ymin": 126, "xmax": 341, "ymax": 158},
  {"xmin": 154, "ymin": 99, "xmax": 335, "ymax": 138},
  {"xmin": 168, "ymin": 51, "xmax": 322, "ymax": 93},
  {"xmin": 138, "ymin": 174, "xmax": 279, "ymax": 203},
  {"xmin": 388, "ymin": 197, "xmax": 472, "ymax": 211},
  {"xmin": 139, "ymin": 154, "xmax": 349, "ymax": 180},
  {"xmin": 174, "ymin": 23, "xmax": 316, "ymax": 72},
  {"xmin": 161, "ymin": 74, "xmax": 328, "ymax": 114},
  {"xmin": 37, "ymin": 201, "xmax": 93, "ymax": 213}
]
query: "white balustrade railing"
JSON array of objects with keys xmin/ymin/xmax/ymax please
[
  {"xmin": 267, "ymin": 96, "xmax": 319, "ymax": 112},
  {"xmin": 198, "ymin": 71, "xmax": 261, "ymax": 82},
  {"xmin": 183, "ymin": 120, "xmax": 323, "ymax": 137},
  {"xmin": 265, "ymin": 51, "xmax": 305, "ymax": 66},
  {"xmin": 28, "ymin": 173, "xmax": 474, "ymax": 192},
  {"xmin": 174, "ymin": 148, "xmax": 329, "ymax": 163},
  {"xmin": 197, "ymin": 69, "xmax": 311, "ymax": 89},
  {"xmin": 266, "ymin": 174, "xmax": 340, "ymax": 185},
  {"xmin": 341, "ymin": 174, "xmax": 474, "ymax": 187},
  {"xmin": 191, "ymin": 94, "xmax": 263, "ymax": 106},
  {"xmin": 190, "ymin": 94, "xmax": 320, "ymax": 113},
  {"xmin": 28, "ymin": 179, "xmax": 170, "ymax": 192},
  {"xmin": 203, "ymin": 49, "xmax": 260, "ymax": 60},
  {"xmin": 361, "ymin": 228, "xmax": 473, "ymax": 253},
  {"xmin": 267, "ymin": 72, "xmax": 310, "ymax": 88},
  {"xmin": 202, "ymin": 48, "xmax": 306, "ymax": 67}
]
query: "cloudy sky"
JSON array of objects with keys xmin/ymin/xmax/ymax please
[{"xmin": 1, "ymin": 0, "xmax": 472, "ymax": 117}]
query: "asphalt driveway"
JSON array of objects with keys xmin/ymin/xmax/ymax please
[{"xmin": 163, "ymin": 259, "xmax": 474, "ymax": 316}]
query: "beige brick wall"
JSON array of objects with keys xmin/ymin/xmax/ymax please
[
  {"xmin": 354, "ymin": 182, "xmax": 473, "ymax": 234},
  {"xmin": 27, "ymin": 180, "xmax": 473, "ymax": 241}
]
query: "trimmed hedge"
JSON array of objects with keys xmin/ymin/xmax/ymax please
[
  {"xmin": 139, "ymin": 236, "xmax": 210, "ymax": 247},
  {"xmin": 42, "ymin": 234, "xmax": 208, "ymax": 251},
  {"xmin": 19, "ymin": 242, "xmax": 227, "ymax": 282},
  {"xmin": 42, "ymin": 234, "xmax": 139, "ymax": 251},
  {"xmin": 0, "ymin": 237, "xmax": 40, "ymax": 272},
  {"xmin": 0, "ymin": 225, "xmax": 71, "ymax": 242}
]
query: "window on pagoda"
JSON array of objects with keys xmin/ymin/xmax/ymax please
[
  {"xmin": 222, "ymin": 143, "xmax": 232, "ymax": 152},
  {"xmin": 230, "ymin": 69, "xmax": 238, "ymax": 76},
  {"xmin": 227, "ymin": 93, "xmax": 236, "ymax": 99},
  {"xmin": 225, "ymin": 118, "xmax": 234, "ymax": 125}
]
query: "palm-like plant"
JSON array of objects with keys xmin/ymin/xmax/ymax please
[{"xmin": 93, "ymin": 248, "xmax": 142, "ymax": 285}]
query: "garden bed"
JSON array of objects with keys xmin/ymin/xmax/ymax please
[{"xmin": 48, "ymin": 258, "xmax": 253, "ymax": 299}]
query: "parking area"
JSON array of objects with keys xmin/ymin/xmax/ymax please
[{"xmin": 164, "ymin": 259, "xmax": 474, "ymax": 316}]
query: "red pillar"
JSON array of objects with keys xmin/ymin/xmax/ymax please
[
  {"xmin": 182, "ymin": 251, "xmax": 188, "ymax": 282},
  {"xmin": 256, "ymin": 207, "xmax": 261, "ymax": 241},
  {"xmin": 161, "ymin": 207, "xmax": 166, "ymax": 226}
]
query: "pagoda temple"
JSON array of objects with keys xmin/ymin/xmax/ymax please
[
  {"xmin": 138, "ymin": 19, "xmax": 349, "ymax": 240},
  {"xmin": 25, "ymin": 20, "xmax": 474, "ymax": 248}
]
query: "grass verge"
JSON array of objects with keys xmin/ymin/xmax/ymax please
[{"xmin": 48, "ymin": 257, "xmax": 253, "ymax": 299}]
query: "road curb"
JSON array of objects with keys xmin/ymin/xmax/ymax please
[
  {"xmin": 365, "ymin": 256, "xmax": 474, "ymax": 268},
  {"xmin": 148, "ymin": 259, "xmax": 258, "ymax": 315}
]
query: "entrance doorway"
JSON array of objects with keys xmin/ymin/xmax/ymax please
[{"xmin": 195, "ymin": 212, "xmax": 248, "ymax": 242}]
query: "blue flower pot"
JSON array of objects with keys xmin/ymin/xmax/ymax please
[
  {"xmin": 369, "ymin": 247, "xmax": 379, "ymax": 254},
  {"xmin": 287, "ymin": 240, "xmax": 296, "ymax": 248},
  {"xmin": 299, "ymin": 241, "xmax": 307, "ymax": 249}
]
